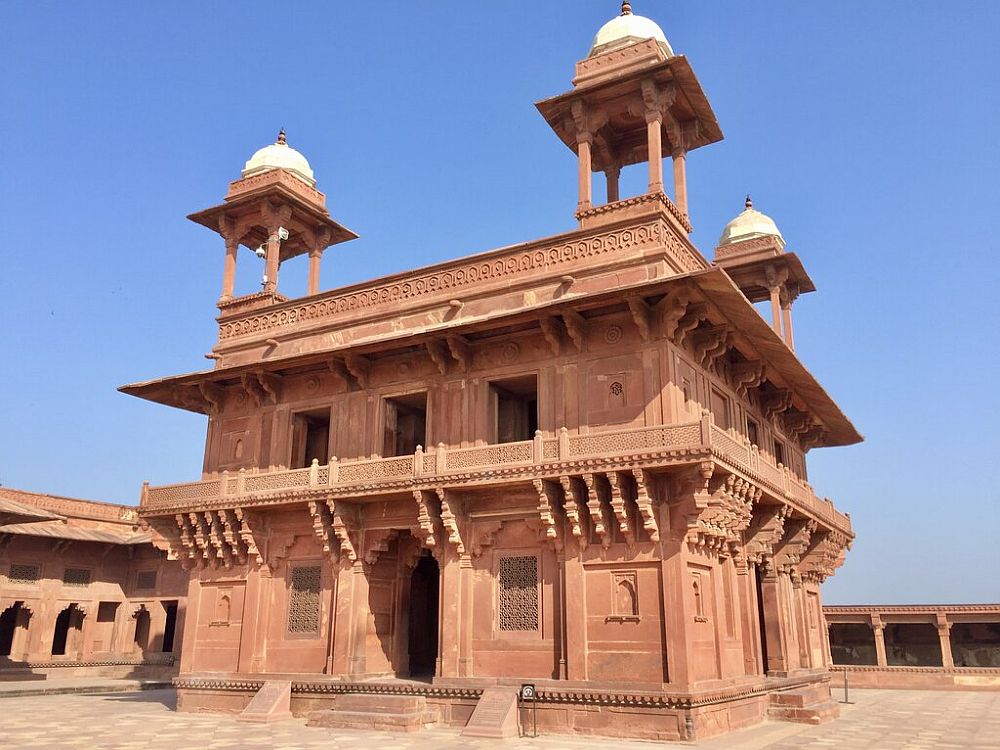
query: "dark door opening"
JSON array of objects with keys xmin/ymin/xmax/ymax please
[
  {"xmin": 51, "ymin": 605, "xmax": 76, "ymax": 656},
  {"xmin": 162, "ymin": 601, "xmax": 178, "ymax": 653},
  {"xmin": 407, "ymin": 553, "xmax": 440, "ymax": 678},
  {"xmin": 134, "ymin": 607, "xmax": 151, "ymax": 652},
  {"xmin": 754, "ymin": 564, "xmax": 769, "ymax": 674},
  {"xmin": 291, "ymin": 410, "xmax": 331, "ymax": 469},
  {"xmin": 0, "ymin": 603, "xmax": 20, "ymax": 656},
  {"xmin": 490, "ymin": 375, "xmax": 538, "ymax": 443},
  {"xmin": 384, "ymin": 393, "xmax": 428, "ymax": 457}
]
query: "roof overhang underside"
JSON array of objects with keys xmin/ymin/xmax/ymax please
[{"xmin": 120, "ymin": 267, "xmax": 861, "ymax": 447}]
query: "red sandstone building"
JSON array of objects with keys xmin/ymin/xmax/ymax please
[
  {"xmin": 0, "ymin": 488, "xmax": 187, "ymax": 681},
  {"xmin": 122, "ymin": 4, "xmax": 862, "ymax": 740}
]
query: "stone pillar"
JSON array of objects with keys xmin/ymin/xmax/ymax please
[
  {"xmin": 660, "ymin": 532, "xmax": 696, "ymax": 686},
  {"xmin": 564, "ymin": 541, "xmax": 587, "ymax": 680},
  {"xmin": 577, "ymin": 135, "xmax": 593, "ymax": 211},
  {"xmin": 646, "ymin": 111, "xmax": 664, "ymax": 194},
  {"xmin": 437, "ymin": 548, "xmax": 461, "ymax": 677},
  {"xmin": 672, "ymin": 147, "xmax": 688, "ymax": 216},
  {"xmin": 330, "ymin": 561, "xmax": 354, "ymax": 675},
  {"xmin": 937, "ymin": 615, "xmax": 955, "ymax": 670},
  {"xmin": 737, "ymin": 564, "xmax": 762, "ymax": 675},
  {"xmin": 604, "ymin": 165, "xmax": 620, "ymax": 204},
  {"xmin": 263, "ymin": 230, "xmax": 281, "ymax": 293},
  {"xmin": 349, "ymin": 562, "xmax": 370, "ymax": 676},
  {"xmin": 781, "ymin": 300, "xmax": 795, "ymax": 351},
  {"xmin": 871, "ymin": 615, "xmax": 887, "ymax": 667},
  {"xmin": 237, "ymin": 567, "xmax": 267, "ymax": 673},
  {"xmin": 458, "ymin": 554, "xmax": 474, "ymax": 677},
  {"xmin": 759, "ymin": 569, "xmax": 789, "ymax": 674},
  {"xmin": 221, "ymin": 237, "xmax": 239, "ymax": 301},
  {"xmin": 768, "ymin": 286, "xmax": 782, "ymax": 336},
  {"xmin": 307, "ymin": 248, "xmax": 323, "ymax": 296}
]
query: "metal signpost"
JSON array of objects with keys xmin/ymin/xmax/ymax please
[{"xmin": 520, "ymin": 683, "xmax": 537, "ymax": 737}]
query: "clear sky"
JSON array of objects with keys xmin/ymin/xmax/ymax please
[{"xmin": 2, "ymin": 2, "xmax": 998, "ymax": 604}]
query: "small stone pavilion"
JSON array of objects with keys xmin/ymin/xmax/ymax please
[{"xmin": 122, "ymin": 4, "xmax": 861, "ymax": 740}]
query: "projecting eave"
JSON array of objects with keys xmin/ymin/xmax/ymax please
[{"xmin": 120, "ymin": 266, "xmax": 859, "ymax": 448}]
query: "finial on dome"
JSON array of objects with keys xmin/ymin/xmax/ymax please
[
  {"xmin": 277, "ymin": 128, "xmax": 287, "ymax": 146},
  {"xmin": 621, "ymin": 1, "xmax": 633, "ymax": 15},
  {"xmin": 745, "ymin": 194, "xmax": 753, "ymax": 210}
]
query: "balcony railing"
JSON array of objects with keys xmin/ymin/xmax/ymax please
[{"xmin": 141, "ymin": 416, "xmax": 847, "ymax": 532}]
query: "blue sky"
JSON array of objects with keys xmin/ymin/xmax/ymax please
[{"xmin": 2, "ymin": 2, "xmax": 998, "ymax": 604}]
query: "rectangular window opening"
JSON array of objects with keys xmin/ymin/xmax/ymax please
[
  {"xmin": 291, "ymin": 409, "xmax": 331, "ymax": 469},
  {"xmin": 746, "ymin": 417, "xmax": 760, "ymax": 448},
  {"xmin": 490, "ymin": 375, "xmax": 538, "ymax": 444},
  {"xmin": 383, "ymin": 392, "xmax": 427, "ymax": 457},
  {"xmin": 710, "ymin": 388, "xmax": 731, "ymax": 430},
  {"xmin": 63, "ymin": 568, "xmax": 91, "ymax": 587},
  {"xmin": 773, "ymin": 439, "xmax": 785, "ymax": 466},
  {"xmin": 97, "ymin": 602, "xmax": 119, "ymax": 623}
]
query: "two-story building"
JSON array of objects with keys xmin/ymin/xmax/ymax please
[{"xmin": 122, "ymin": 3, "xmax": 861, "ymax": 740}]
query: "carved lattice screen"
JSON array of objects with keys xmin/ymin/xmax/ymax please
[
  {"xmin": 63, "ymin": 568, "xmax": 92, "ymax": 587},
  {"xmin": 498, "ymin": 555, "xmax": 539, "ymax": 632},
  {"xmin": 288, "ymin": 565, "xmax": 322, "ymax": 634},
  {"xmin": 7, "ymin": 563, "xmax": 40, "ymax": 585}
]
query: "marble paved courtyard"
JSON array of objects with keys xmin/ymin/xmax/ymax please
[{"xmin": 0, "ymin": 688, "xmax": 997, "ymax": 749}]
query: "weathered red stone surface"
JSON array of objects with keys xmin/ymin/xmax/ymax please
[
  {"xmin": 118, "ymin": 3, "xmax": 863, "ymax": 741},
  {"xmin": 0, "ymin": 488, "xmax": 188, "ymax": 681},
  {"xmin": 825, "ymin": 604, "xmax": 1000, "ymax": 691}
]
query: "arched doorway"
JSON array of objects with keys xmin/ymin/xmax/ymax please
[
  {"xmin": 133, "ymin": 606, "xmax": 151, "ymax": 653},
  {"xmin": 0, "ymin": 603, "xmax": 21, "ymax": 656},
  {"xmin": 51, "ymin": 604, "xmax": 82, "ymax": 656},
  {"xmin": 407, "ymin": 552, "xmax": 439, "ymax": 678}
]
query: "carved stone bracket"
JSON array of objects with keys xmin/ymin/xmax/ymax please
[
  {"xmin": 426, "ymin": 339, "xmax": 450, "ymax": 376},
  {"xmin": 344, "ymin": 355, "xmax": 371, "ymax": 389},
  {"xmin": 759, "ymin": 387, "xmax": 793, "ymax": 421},
  {"xmin": 631, "ymin": 468, "xmax": 659, "ymax": 542},
  {"xmin": 800, "ymin": 527, "xmax": 849, "ymax": 583},
  {"xmin": 412, "ymin": 490, "xmax": 442, "ymax": 550},
  {"xmin": 533, "ymin": 479, "xmax": 564, "ymax": 551},
  {"xmin": 604, "ymin": 472, "xmax": 634, "ymax": 547},
  {"xmin": 561, "ymin": 310, "xmax": 587, "ymax": 352},
  {"xmin": 691, "ymin": 325, "xmax": 732, "ymax": 370},
  {"xmin": 363, "ymin": 529, "xmax": 400, "ymax": 566},
  {"xmin": 198, "ymin": 382, "xmax": 225, "ymax": 416},
  {"xmin": 659, "ymin": 287, "xmax": 693, "ymax": 341},
  {"xmin": 559, "ymin": 476, "xmax": 583, "ymax": 542},
  {"xmin": 330, "ymin": 500, "xmax": 359, "ymax": 563},
  {"xmin": 436, "ymin": 488, "xmax": 466, "ymax": 556},
  {"xmin": 307, "ymin": 500, "xmax": 338, "ymax": 560},
  {"xmin": 672, "ymin": 303, "xmax": 708, "ymax": 347},
  {"xmin": 731, "ymin": 360, "xmax": 765, "ymax": 397},
  {"xmin": 627, "ymin": 297, "xmax": 652, "ymax": 342},
  {"xmin": 445, "ymin": 335, "xmax": 472, "ymax": 372},
  {"xmin": 580, "ymin": 472, "xmax": 610, "ymax": 549},
  {"xmin": 539, "ymin": 316, "xmax": 563, "ymax": 357},
  {"xmin": 772, "ymin": 517, "xmax": 818, "ymax": 577}
]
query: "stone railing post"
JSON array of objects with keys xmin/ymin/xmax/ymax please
[
  {"xmin": 236, "ymin": 468, "xmax": 246, "ymax": 495},
  {"xmin": 700, "ymin": 409, "xmax": 712, "ymax": 446},
  {"xmin": 328, "ymin": 456, "xmax": 339, "ymax": 486},
  {"xmin": 533, "ymin": 431, "xmax": 544, "ymax": 463},
  {"xmin": 558, "ymin": 427, "xmax": 570, "ymax": 460},
  {"xmin": 309, "ymin": 458, "xmax": 319, "ymax": 486},
  {"xmin": 436, "ymin": 443, "xmax": 447, "ymax": 474},
  {"xmin": 220, "ymin": 471, "xmax": 229, "ymax": 496},
  {"xmin": 414, "ymin": 445, "xmax": 424, "ymax": 476}
]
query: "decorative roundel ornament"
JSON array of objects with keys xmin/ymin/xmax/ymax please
[
  {"xmin": 520, "ymin": 683, "xmax": 536, "ymax": 700},
  {"xmin": 604, "ymin": 325, "xmax": 623, "ymax": 344}
]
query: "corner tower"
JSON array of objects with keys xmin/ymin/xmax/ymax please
[
  {"xmin": 188, "ymin": 129, "xmax": 357, "ymax": 306},
  {"xmin": 536, "ymin": 2, "xmax": 722, "ymax": 232}
]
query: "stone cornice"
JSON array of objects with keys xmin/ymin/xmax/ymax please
[{"xmin": 824, "ymin": 604, "xmax": 1000, "ymax": 615}]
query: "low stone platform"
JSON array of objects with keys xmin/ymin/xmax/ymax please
[
  {"xmin": 0, "ymin": 677, "xmax": 172, "ymax": 698},
  {"xmin": 307, "ymin": 693, "xmax": 439, "ymax": 732}
]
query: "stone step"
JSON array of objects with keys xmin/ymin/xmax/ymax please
[
  {"xmin": 306, "ymin": 693, "xmax": 438, "ymax": 733},
  {"xmin": 768, "ymin": 685, "xmax": 840, "ymax": 725}
]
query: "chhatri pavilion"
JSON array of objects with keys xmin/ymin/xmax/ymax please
[{"xmin": 122, "ymin": 3, "xmax": 860, "ymax": 740}]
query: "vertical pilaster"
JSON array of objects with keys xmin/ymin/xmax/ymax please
[
  {"xmin": 564, "ymin": 538, "xmax": 587, "ymax": 680},
  {"xmin": 438, "ymin": 548, "xmax": 461, "ymax": 677},
  {"xmin": 759, "ymin": 570, "xmax": 788, "ymax": 674},
  {"xmin": 737, "ymin": 565, "xmax": 761, "ymax": 675},
  {"xmin": 458, "ymin": 554, "xmax": 474, "ymax": 677},
  {"xmin": 178, "ymin": 576, "xmax": 201, "ymax": 673},
  {"xmin": 349, "ymin": 561, "xmax": 370, "ymax": 676}
]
